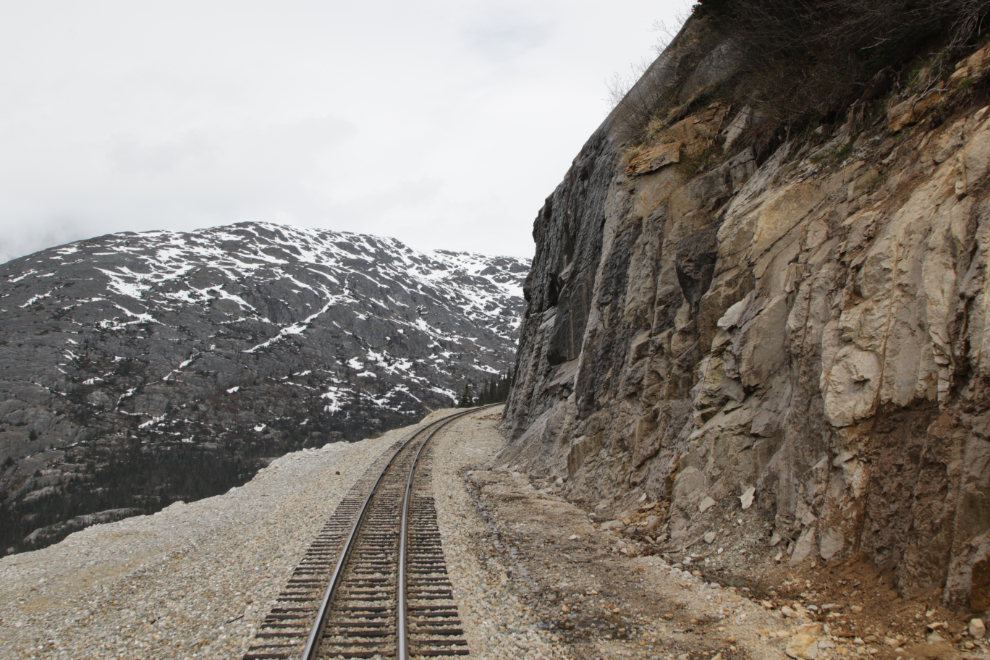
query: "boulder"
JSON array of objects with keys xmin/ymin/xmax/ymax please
[
  {"xmin": 740, "ymin": 486, "xmax": 755, "ymax": 510},
  {"xmin": 627, "ymin": 141, "xmax": 682, "ymax": 176},
  {"xmin": 786, "ymin": 624, "xmax": 823, "ymax": 660}
]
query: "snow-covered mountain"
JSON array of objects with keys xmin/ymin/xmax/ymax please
[{"xmin": 0, "ymin": 222, "xmax": 528, "ymax": 553}]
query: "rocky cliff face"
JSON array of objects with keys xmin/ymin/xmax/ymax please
[
  {"xmin": 0, "ymin": 222, "xmax": 527, "ymax": 553},
  {"xmin": 502, "ymin": 23, "xmax": 990, "ymax": 610}
]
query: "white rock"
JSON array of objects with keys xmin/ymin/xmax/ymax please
[
  {"xmin": 789, "ymin": 527, "xmax": 817, "ymax": 566},
  {"xmin": 704, "ymin": 531, "xmax": 717, "ymax": 544},
  {"xmin": 699, "ymin": 496, "xmax": 717, "ymax": 513},
  {"xmin": 971, "ymin": 618, "xmax": 986, "ymax": 640},
  {"xmin": 740, "ymin": 486, "xmax": 755, "ymax": 510},
  {"xmin": 717, "ymin": 299, "xmax": 748, "ymax": 329}
]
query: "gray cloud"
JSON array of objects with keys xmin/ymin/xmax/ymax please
[{"xmin": 0, "ymin": 1, "xmax": 688, "ymax": 263}]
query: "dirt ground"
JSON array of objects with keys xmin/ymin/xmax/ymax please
[
  {"xmin": 461, "ymin": 447, "xmax": 783, "ymax": 657},
  {"xmin": 763, "ymin": 555, "xmax": 984, "ymax": 659},
  {"xmin": 457, "ymin": 415, "xmax": 990, "ymax": 660}
]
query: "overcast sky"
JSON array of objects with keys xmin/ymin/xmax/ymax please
[{"xmin": 0, "ymin": 1, "xmax": 688, "ymax": 263}]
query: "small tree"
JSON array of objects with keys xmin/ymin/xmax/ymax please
[
  {"xmin": 458, "ymin": 383, "xmax": 474, "ymax": 408},
  {"xmin": 474, "ymin": 370, "xmax": 515, "ymax": 406}
]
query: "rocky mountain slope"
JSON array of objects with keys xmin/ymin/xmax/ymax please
[
  {"xmin": 501, "ymin": 14, "xmax": 990, "ymax": 612},
  {"xmin": 0, "ymin": 222, "xmax": 527, "ymax": 553}
]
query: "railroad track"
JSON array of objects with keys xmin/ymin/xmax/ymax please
[{"xmin": 244, "ymin": 406, "xmax": 493, "ymax": 660}]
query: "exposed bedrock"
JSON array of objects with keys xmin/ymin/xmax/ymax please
[{"xmin": 502, "ymin": 28, "xmax": 990, "ymax": 609}]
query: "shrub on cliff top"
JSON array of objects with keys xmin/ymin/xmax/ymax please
[
  {"xmin": 691, "ymin": 0, "xmax": 990, "ymax": 119},
  {"xmin": 610, "ymin": 0, "xmax": 990, "ymax": 167},
  {"xmin": 692, "ymin": 0, "xmax": 988, "ymax": 57}
]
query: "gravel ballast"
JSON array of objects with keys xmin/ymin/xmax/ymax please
[
  {"xmin": 430, "ymin": 407, "xmax": 566, "ymax": 660},
  {"xmin": 0, "ymin": 411, "xmax": 453, "ymax": 659}
]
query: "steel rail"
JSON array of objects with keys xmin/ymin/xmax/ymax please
[
  {"xmin": 299, "ymin": 413, "xmax": 449, "ymax": 659},
  {"xmin": 397, "ymin": 403, "xmax": 498, "ymax": 659},
  {"xmin": 300, "ymin": 405, "xmax": 494, "ymax": 660}
]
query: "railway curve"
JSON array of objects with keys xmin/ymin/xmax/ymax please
[{"xmin": 243, "ymin": 406, "xmax": 494, "ymax": 660}]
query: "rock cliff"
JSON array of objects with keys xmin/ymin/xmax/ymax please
[
  {"xmin": 0, "ymin": 222, "xmax": 527, "ymax": 552},
  {"xmin": 502, "ymin": 18, "xmax": 990, "ymax": 610}
]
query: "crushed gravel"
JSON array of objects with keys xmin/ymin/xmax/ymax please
[
  {"xmin": 433, "ymin": 408, "xmax": 788, "ymax": 660},
  {"xmin": 431, "ymin": 406, "xmax": 567, "ymax": 660},
  {"xmin": 0, "ymin": 411, "xmax": 452, "ymax": 659}
]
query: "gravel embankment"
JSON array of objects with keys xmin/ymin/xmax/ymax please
[
  {"xmin": 431, "ymin": 409, "xmax": 788, "ymax": 660},
  {"xmin": 0, "ymin": 411, "xmax": 454, "ymax": 659},
  {"xmin": 431, "ymin": 407, "xmax": 567, "ymax": 660}
]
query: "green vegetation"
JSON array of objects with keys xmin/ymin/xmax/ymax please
[
  {"xmin": 691, "ymin": 0, "xmax": 989, "ymax": 120},
  {"xmin": 615, "ymin": 0, "xmax": 990, "ymax": 161},
  {"xmin": 0, "ymin": 438, "xmax": 263, "ymax": 554},
  {"xmin": 458, "ymin": 370, "xmax": 515, "ymax": 408},
  {"xmin": 812, "ymin": 141, "xmax": 855, "ymax": 165}
]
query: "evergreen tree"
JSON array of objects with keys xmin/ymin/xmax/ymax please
[
  {"xmin": 473, "ymin": 370, "xmax": 515, "ymax": 406},
  {"xmin": 458, "ymin": 383, "xmax": 474, "ymax": 407}
]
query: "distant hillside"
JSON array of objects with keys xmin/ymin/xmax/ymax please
[{"xmin": 0, "ymin": 221, "xmax": 528, "ymax": 553}]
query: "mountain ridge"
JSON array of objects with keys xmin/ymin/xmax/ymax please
[{"xmin": 0, "ymin": 221, "xmax": 528, "ymax": 553}]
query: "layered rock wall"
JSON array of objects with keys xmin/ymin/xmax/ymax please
[{"xmin": 503, "ymin": 25, "xmax": 990, "ymax": 609}]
